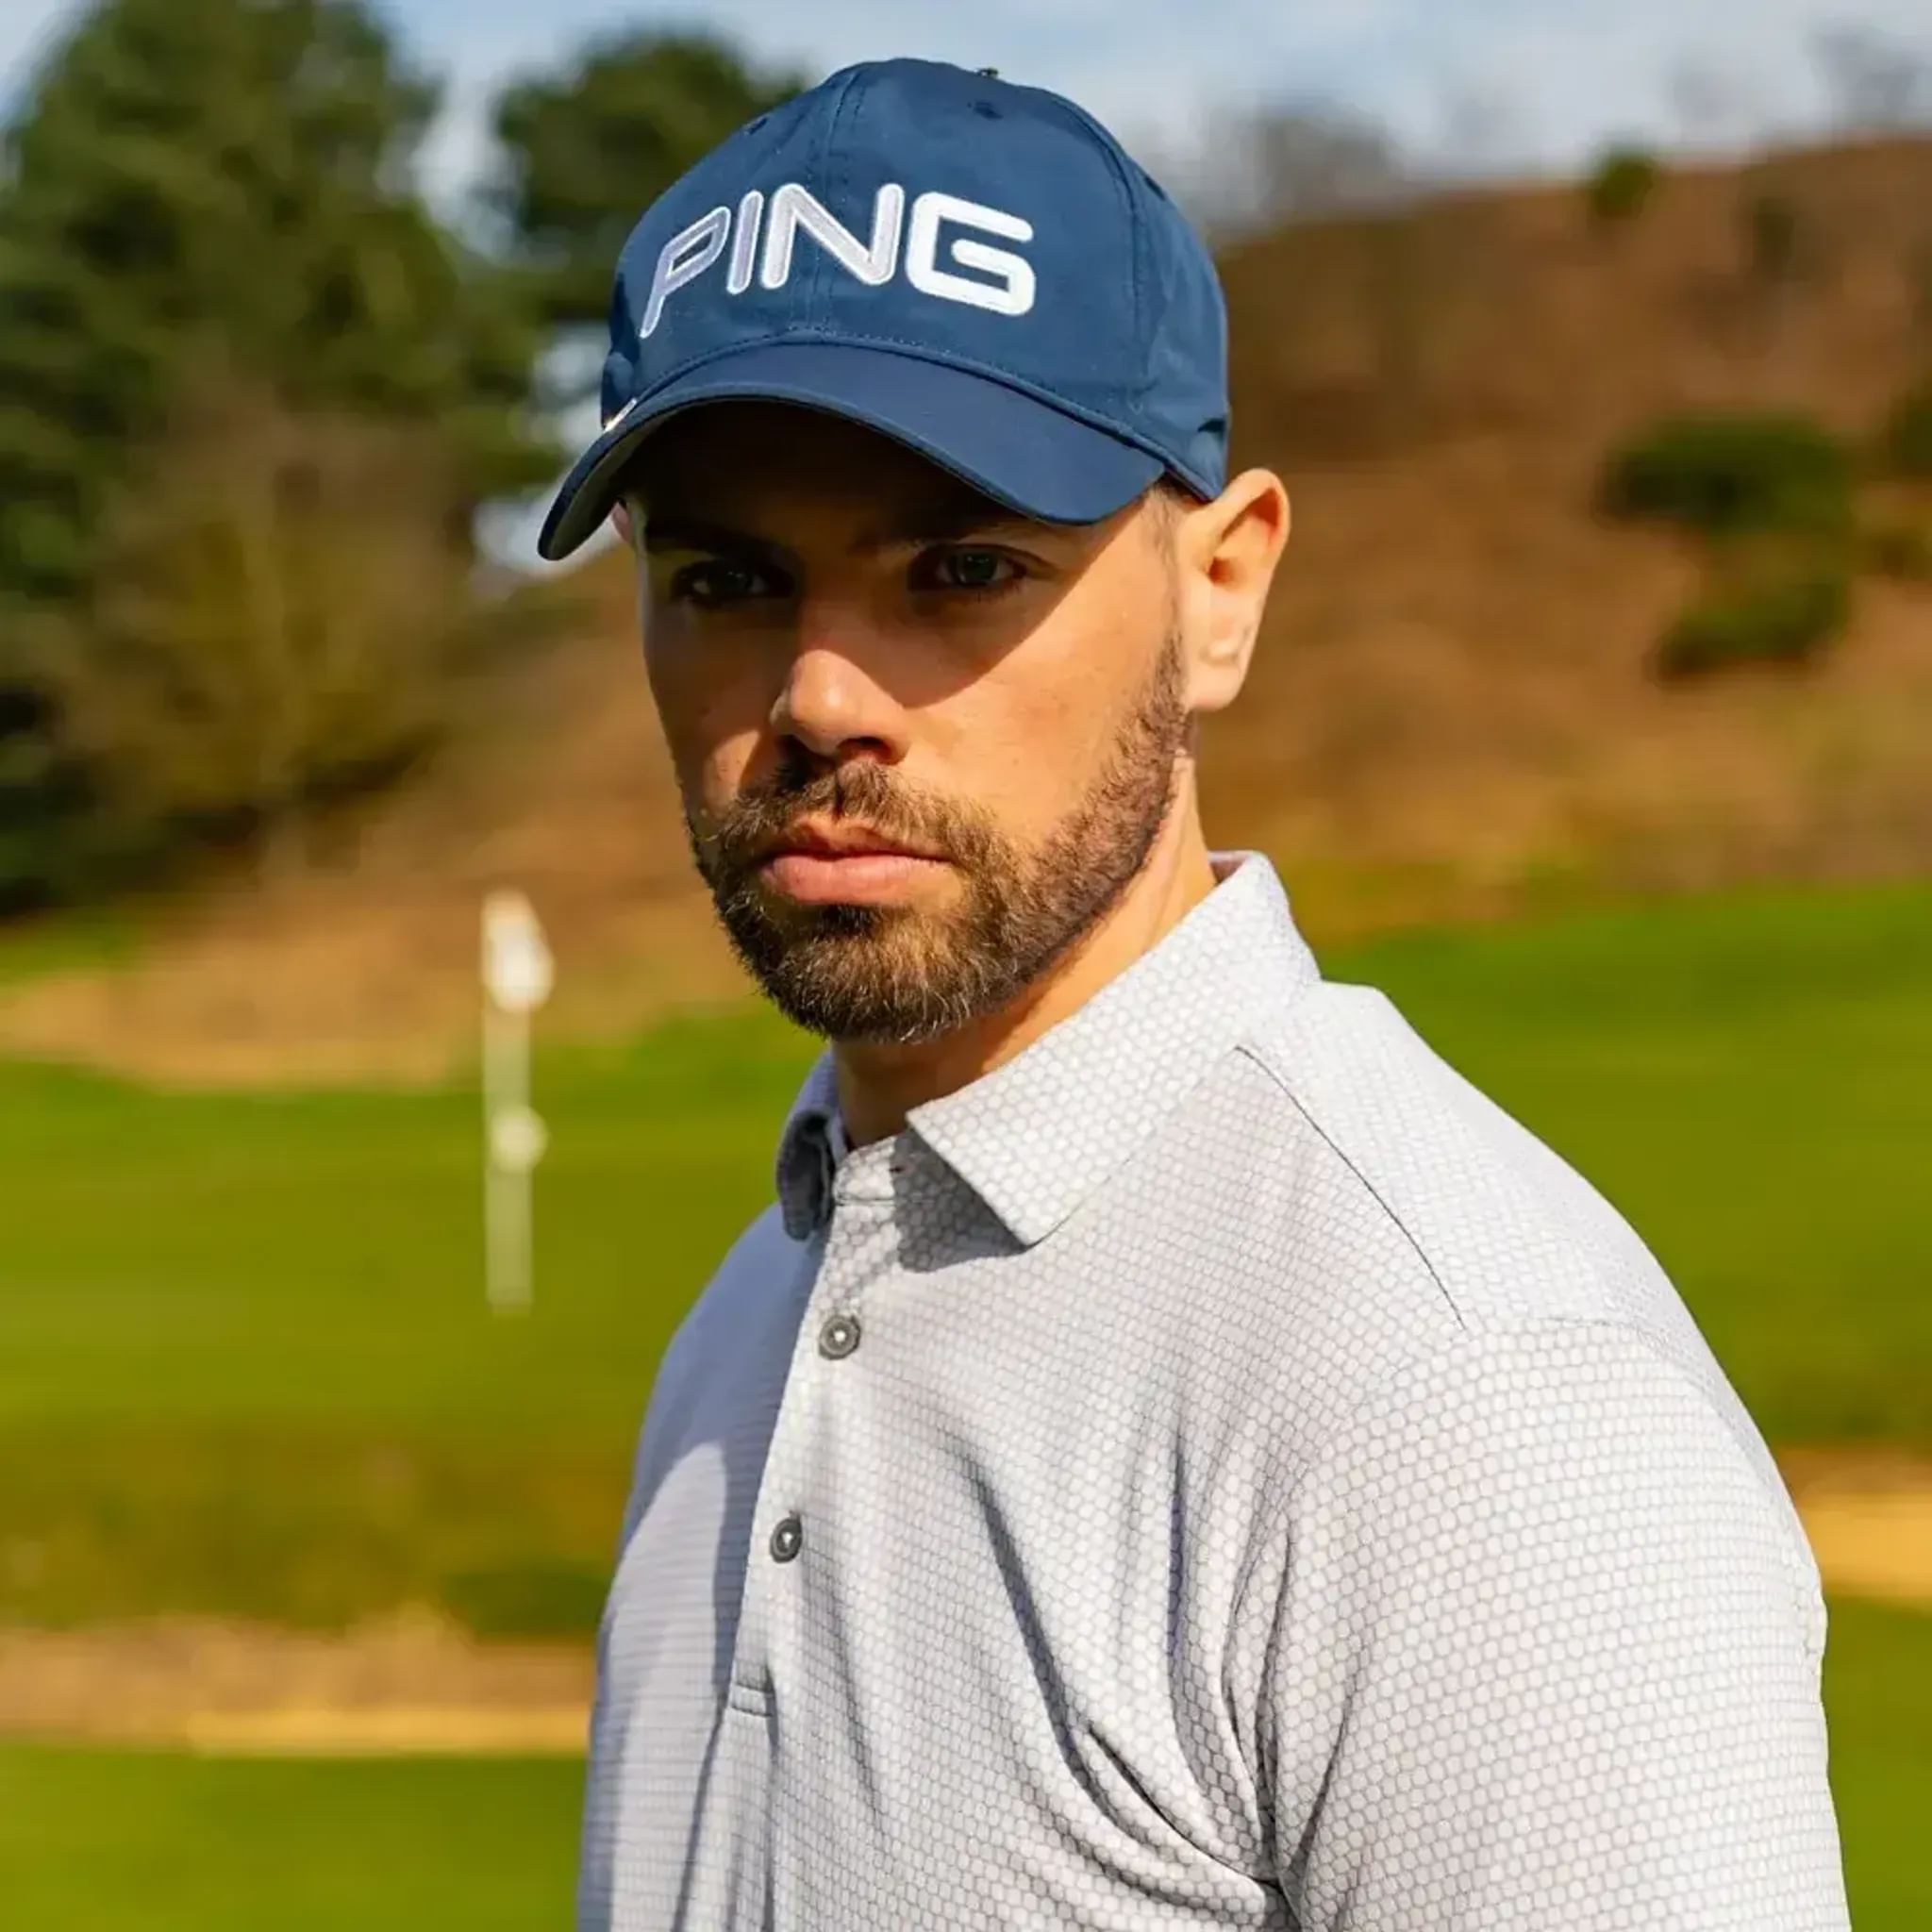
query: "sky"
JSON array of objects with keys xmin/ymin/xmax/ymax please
[
  {"xmin": 8, "ymin": 0, "xmax": 1932, "ymax": 195},
  {"xmin": 4, "ymin": 0, "xmax": 1927, "ymax": 564}
]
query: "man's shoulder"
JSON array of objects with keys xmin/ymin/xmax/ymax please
[
  {"xmin": 1227, "ymin": 982, "xmax": 1813, "ymax": 1607},
  {"xmin": 660, "ymin": 1201, "xmax": 800, "ymax": 1370},
  {"xmin": 635, "ymin": 1202, "xmax": 801, "ymax": 1434},
  {"xmin": 1217, "ymin": 975, "xmax": 1757, "ymax": 1460},
  {"xmin": 1237, "ymin": 976, "xmax": 1701, "ymax": 1350}
]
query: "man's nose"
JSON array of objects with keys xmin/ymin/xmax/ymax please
[{"xmin": 770, "ymin": 602, "xmax": 908, "ymax": 762}]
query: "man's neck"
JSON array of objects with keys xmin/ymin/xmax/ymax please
[{"xmin": 832, "ymin": 810, "xmax": 1224, "ymax": 1149}]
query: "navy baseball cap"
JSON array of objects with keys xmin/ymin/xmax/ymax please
[{"xmin": 536, "ymin": 57, "xmax": 1228, "ymax": 561}]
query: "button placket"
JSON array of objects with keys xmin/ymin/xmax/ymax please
[
  {"xmin": 813, "ymin": 1162, "xmax": 898, "ymax": 1374},
  {"xmin": 734, "ymin": 1147, "xmax": 903, "ymax": 1706}
]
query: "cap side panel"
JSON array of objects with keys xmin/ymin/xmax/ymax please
[
  {"xmin": 805, "ymin": 64, "xmax": 863, "ymax": 334},
  {"xmin": 1049, "ymin": 93, "xmax": 1154, "ymax": 400}
]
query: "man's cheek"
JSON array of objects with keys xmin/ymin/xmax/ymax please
[
  {"xmin": 689, "ymin": 736, "xmax": 761, "ymax": 824},
  {"xmin": 645, "ymin": 646, "xmax": 752, "ymax": 754}
]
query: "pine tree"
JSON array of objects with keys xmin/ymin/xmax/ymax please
[{"xmin": 492, "ymin": 30, "xmax": 806, "ymax": 350}]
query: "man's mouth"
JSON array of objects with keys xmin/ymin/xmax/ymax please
[{"xmin": 757, "ymin": 819, "xmax": 950, "ymax": 905}]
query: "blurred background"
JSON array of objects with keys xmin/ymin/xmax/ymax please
[{"xmin": 1, "ymin": 2, "xmax": 1929, "ymax": 1925}]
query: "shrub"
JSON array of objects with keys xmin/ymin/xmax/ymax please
[
  {"xmin": 1586, "ymin": 146, "xmax": 1661, "ymax": 227},
  {"xmin": 1880, "ymin": 381, "xmax": 1932, "ymax": 478},
  {"xmin": 1743, "ymin": 191, "xmax": 1806, "ymax": 289},
  {"xmin": 1655, "ymin": 560, "xmax": 1853, "ymax": 680},
  {"xmin": 23, "ymin": 373, "xmax": 501, "ymax": 884},
  {"xmin": 1599, "ymin": 413, "xmax": 1854, "ymax": 539},
  {"xmin": 1861, "ymin": 519, "xmax": 1932, "ymax": 580}
]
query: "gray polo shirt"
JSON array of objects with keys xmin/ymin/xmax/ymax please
[{"xmin": 579, "ymin": 850, "xmax": 1848, "ymax": 1930}]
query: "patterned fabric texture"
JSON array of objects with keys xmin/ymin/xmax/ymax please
[{"xmin": 578, "ymin": 850, "xmax": 1849, "ymax": 1930}]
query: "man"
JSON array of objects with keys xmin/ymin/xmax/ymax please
[{"xmin": 538, "ymin": 57, "xmax": 1850, "ymax": 1932}]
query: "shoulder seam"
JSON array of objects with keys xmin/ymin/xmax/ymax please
[{"xmin": 1235, "ymin": 1034, "xmax": 1468, "ymax": 1335}]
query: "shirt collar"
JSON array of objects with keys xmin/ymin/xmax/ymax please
[
  {"xmin": 775, "ymin": 1049, "xmax": 845, "ymax": 1241},
  {"xmin": 774, "ymin": 850, "xmax": 1322, "ymax": 1245}
]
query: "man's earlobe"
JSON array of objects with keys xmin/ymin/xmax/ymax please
[{"xmin": 1201, "ymin": 621, "xmax": 1252, "ymax": 673}]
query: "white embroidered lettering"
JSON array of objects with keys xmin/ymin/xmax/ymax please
[
  {"xmin": 759, "ymin": 182, "xmax": 904, "ymax": 291},
  {"xmin": 635, "ymin": 183, "xmax": 1035, "ymax": 338},
  {"xmin": 905, "ymin": 192, "xmax": 1036, "ymax": 317},
  {"xmin": 725, "ymin": 190, "xmax": 765, "ymax": 294},
  {"xmin": 641, "ymin": 207, "xmax": 731, "ymax": 339}
]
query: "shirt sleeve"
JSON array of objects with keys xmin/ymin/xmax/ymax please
[{"xmin": 1257, "ymin": 1319, "xmax": 1850, "ymax": 1931}]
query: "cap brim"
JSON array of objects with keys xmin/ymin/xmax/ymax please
[{"xmin": 535, "ymin": 341, "xmax": 1166, "ymax": 562}]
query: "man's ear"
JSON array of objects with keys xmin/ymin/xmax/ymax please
[
  {"xmin": 609, "ymin": 498, "xmax": 636, "ymax": 548},
  {"xmin": 1175, "ymin": 469, "xmax": 1291, "ymax": 715}
]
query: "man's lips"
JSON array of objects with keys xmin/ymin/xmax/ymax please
[
  {"xmin": 755, "ymin": 822, "xmax": 950, "ymax": 905},
  {"xmin": 760, "ymin": 820, "xmax": 945, "ymax": 861}
]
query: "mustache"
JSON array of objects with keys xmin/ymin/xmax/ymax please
[{"xmin": 706, "ymin": 758, "xmax": 989, "ymax": 873}]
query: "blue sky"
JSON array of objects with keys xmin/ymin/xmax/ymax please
[{"xmin": 8, "ymin": 0, "xmax": 1932, "ymax": 197}]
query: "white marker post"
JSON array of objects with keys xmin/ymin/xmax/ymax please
[{"xmin": 481, "ymin": 890, "xmax": 554, "ymax": 1314}]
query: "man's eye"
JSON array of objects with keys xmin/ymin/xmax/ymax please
[
  {"xmin": 667, "ymin": 560, "xmax": 777, "ymax": 608},
  {"xmin": 919, "ymin": 548, "xmax": 1024, "ymax": 593}
]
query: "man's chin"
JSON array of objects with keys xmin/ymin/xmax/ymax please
[
  {"xmin": 719, "ymin": 916, "xmax": 984, "ymax": 1045},
  {"xmin": 736, "ymin": 893, "xmax": 898, "ymax": 948},
  {"xmin": 749, "ymin": 966, "xmax": 962, "ymax": 1047}
]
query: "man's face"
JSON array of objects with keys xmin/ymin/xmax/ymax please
[{"xmin": 625, "ymin": 402, "xmax": 1192, "ymax": 1045}]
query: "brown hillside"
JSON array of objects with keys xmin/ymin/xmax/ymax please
[{"xmin": 4, "ymin": 137, "xmax": 1931, "ymax": 1086}]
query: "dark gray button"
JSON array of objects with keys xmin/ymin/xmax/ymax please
[
  {"xmin": 770, "ymin": 1513, "xmax": 803, "ymax": 1562},
  {"xmin": 818, "ymin": 1313, "xmax": 861, "ymax": 1359}
]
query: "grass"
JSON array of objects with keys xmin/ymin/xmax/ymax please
[
  {"xmin": 0, "ymin": 1007, "xmax": 805, "ymax": 1432},
  {"xmin": 0, "ymin": 1595, "xmax": 1924, "ymax": 1928},
  {"xmin": 0, "ymin": 874, "xmax": 1927, "ymax": 1632},
  {"xmin": 1824, "ymin": 1599, "xmax": 1932, "ymax": 1928},
  {"xmin": 0, "ymin": 1746, "xmax": 582, "ymax": 1931},
  {"xmin": 0, "ymin": 1005, "xmax": 814, "ymax": 1627},
  {"xmin": 0, "ymin": 904, "xmax": 140, "ymax": 988}
]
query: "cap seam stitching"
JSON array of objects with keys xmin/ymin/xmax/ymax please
[{"xmin": 810, "ymin": 68, "xmax": 864, "ymax": 331}]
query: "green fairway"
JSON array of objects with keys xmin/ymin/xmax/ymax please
[
  {"xmin": 1823, "ymin": 1599, "xmax": 1932, "ymax": 1927},
  {"xmin": 0, "ymin": 1746, "xmax": 582, "ymax": 1931},
  {"xmin": 0, "ymin": 873, "xmax": 1928, "ymax": 1631},
  {"xmin": 0, "ymin": 1596, "xmax": 1924, "ymax": 1928},
  {"xmin": 0, "ymin": 1004, "xmax": 816, "ymax": 1627}
]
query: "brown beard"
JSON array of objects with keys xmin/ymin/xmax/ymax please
[{"xmin": 685, "ymin": 627, "xmax": 1191, "ymax": 1044}]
